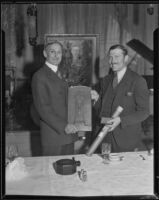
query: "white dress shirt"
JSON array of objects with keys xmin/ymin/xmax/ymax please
[
  {"xmin": 116, "ymin": 67, "xmax": 127, "ymax": 83},
  {"xmin": 45, "ymin": 61, "xmax": 58, "ymax": 73}
]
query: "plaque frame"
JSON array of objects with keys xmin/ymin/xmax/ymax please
[{"xmin": 68, "ymin": 86, "xmax": 92, "ymax": 132}]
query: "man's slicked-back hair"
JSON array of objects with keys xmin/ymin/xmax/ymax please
[
  {"xmin": 109, "ymin": 44, "xmax": 128, "ymax": 56},
  {"xmin": 44, "ymin": 40, "xmax": 63, "ymax": 51}
]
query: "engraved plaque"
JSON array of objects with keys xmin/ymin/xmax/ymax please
[{"xmin": 68, "ymin": 86, "xmax": 92, "ymax": 131}]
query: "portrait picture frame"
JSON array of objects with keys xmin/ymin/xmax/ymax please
[{"xmin": 44, "ymin": 34, "xmax": 99, "ymax": 86}]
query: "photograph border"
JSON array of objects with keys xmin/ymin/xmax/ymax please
[{"xmin": 1, "ymin": 3, "xmax": 158, "ymax": 200}]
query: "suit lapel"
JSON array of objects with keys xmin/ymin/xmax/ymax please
[
  {"xmin": 43, "ymin": 64, "xmax": 68, "ymax": 106},
  {"xmin": 44, "ymin": 64, "xmax": 58, "ymax": 80},
  {"xmin": 102, "ymin": 75, "xmax": 113, "ymax": 96},
  {"xmin": 112, "ymin": 68, "xmax": 133, "ymax": 109},
  {"xmin": 44, "ymin": 64, "xmax": 68, "ymax": 87},
  {"xmin": 100, "ymin": 75, "xmax": 113, "ymax": 116}
]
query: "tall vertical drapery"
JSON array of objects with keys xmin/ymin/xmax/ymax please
[
  {"xmin": 2, "ymin": 3, "xmax": 34, "ymax": 79},
  {"xmin": 3, "ymin": 3, "xmax": 158, "ymax": 79}
]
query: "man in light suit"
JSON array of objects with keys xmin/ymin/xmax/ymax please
[
  {"xmin": 31, "ymin": 41, "xmax": 78, "ymax": 156},
  {"xmin": 91, "ymin": 44, "xmax": 149, "ymax": 152}
]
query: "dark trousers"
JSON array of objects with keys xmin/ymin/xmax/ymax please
[{"xmin": 42, "ymin": 143, "xmax": 74, "ymax": 156}]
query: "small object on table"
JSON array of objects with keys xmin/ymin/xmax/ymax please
[
  {"xmin": 142, "ymin": 137, "xmax": 153, "ymax": 156},
  {"xmin": 119, "ymin": 156, "xmax": 124, "ymax": 161},
  {"xmin": 109, "ymin": 154, "xmax": 120, "ymax": 162},
  {"xmin": 101, "ymin": 143, "xmax": 111, "ymax": 163},
  {"xmin": 6, "ymin": 144, "xmax": 19, "ymax": 162},
  {"xmin": 6, "ymin": 157, "xmax": 28, "ymax": 182},
  {"xmin": 139, "ymin": 155, "xmax": 146, "ymax": 160},
  {"xmin": 79, "ymin": 169, "xmax": 87, "ymax": 182},
  {"xmin": 53, "ymin": 157, "xmax": 81, "ymax": 175},
  {"xmin": 148, "ymin": 148, "xmax": 153, "ymax": 155}
]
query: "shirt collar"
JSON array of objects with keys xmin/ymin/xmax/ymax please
[
  {"xmin": 45, "ymin": 61, "xmax": 58, "ymax": 73},
  {"xmin": 116, "ymin": 67, "xmax": 127, "ymax": 83}
]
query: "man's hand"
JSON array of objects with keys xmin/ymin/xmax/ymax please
[
  {"xmin": 91, "ymin": 90, "xmax": 99, "ymax": 102},
  {"xmin": 65, "ymin": 124, "xmax": 78, "ymax": 134},
  {"xmin": 105, "ymin": 117, "xmax": 121, "ymax": 132}
]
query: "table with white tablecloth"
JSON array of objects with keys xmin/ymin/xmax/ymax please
[{"xmin": 5, "ymin": 151, "xmax": 154, "ymax": 196}]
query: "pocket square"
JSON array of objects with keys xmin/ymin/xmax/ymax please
[{"xmin": 126, "ymin": 92, "xmax": 133, "ymax": 96}]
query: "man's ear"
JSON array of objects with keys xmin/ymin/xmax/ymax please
[{"xmin": 43, "ymin": 50, "xmax": 47, "ymax": 58}]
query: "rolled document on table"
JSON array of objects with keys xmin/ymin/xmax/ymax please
[{"xmin": 86, "ymin": 106, "xmax": 123, "ymax": 156}]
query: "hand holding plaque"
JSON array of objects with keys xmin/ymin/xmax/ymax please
[
  {"xmin": 65, "ymin": 124, "xmax": 78, "ymax": 134},
  {"xmin": 91, "ymin": 90, "xmax": 99, "ymax": 103}
]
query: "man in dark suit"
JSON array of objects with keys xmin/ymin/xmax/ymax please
[
  {"xmin": 31, "ymin": 41, "xmax": 78, "ymax": 156},
  {"xmin": 91, "ymin": 44, "xmax": 149, "ymax": 152}
]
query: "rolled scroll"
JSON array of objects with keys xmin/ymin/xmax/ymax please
[{"xmin": 86, "ymin": 106, "xmax": 123, "ymax": 156}]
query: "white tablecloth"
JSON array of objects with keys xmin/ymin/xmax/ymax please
[{"xmin": 6, "ymin": 151, "xmax": 154, "ymax": 196}]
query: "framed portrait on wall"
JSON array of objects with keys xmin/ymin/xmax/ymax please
[{"xmin": 44, "ymin": 34, "xmax": 99, "ymax": 86}]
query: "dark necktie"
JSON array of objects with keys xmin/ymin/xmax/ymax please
[{"xmin": 113, "ymin": 73, "xmax": 118, "ymax": 88}]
